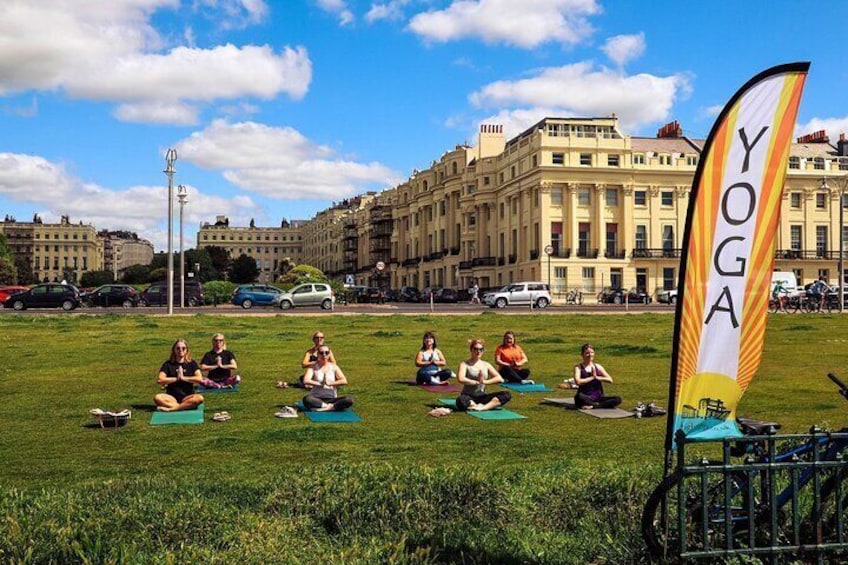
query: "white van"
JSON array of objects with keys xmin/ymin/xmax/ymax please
[{"xmin": 771, "ymin": 271, "xmax": 801, "ymax": 297}]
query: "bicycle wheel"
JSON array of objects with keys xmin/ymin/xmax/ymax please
[
  {"xmin": 769, "ymin": 298, "xmax": 779, "ymax": 314},
  {"xmin": 787, "ymin": 296, "xmax": 802, "ymax": 314}
]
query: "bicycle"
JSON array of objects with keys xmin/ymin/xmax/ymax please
[
  {"xmin": 564, "ymin": 289, "xmax": 584, "ymax": 305},
  {"xmin": 642, "ymin": 373, "xmax": 848, "ymax": 559}
]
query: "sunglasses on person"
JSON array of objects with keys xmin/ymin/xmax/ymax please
[
  {"xmin": 213, "ymin": 338, "xmax": 224, "ymax": 342},
  {"xmin": 318, "ymin": 350, "xmax": 331, "ymax": 355},
  {"xmin": 313, "ymin": 335, "xmax": 325, "ymax": 340},
  {"xmin": 472, "ymin": 346, "xmax": 484, "ymax": 352}
]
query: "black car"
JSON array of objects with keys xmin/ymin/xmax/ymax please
[
  {"xmin": 434, "ymin": 288, "xmax": 459, "ymax": 303},
  {"xmin": 4, "ymin": 283, "xmax": 81, "ymax": 311},
  {"xmin": 598, "ymin": 287, "xmax": 652, "ymax": 304},
  {"xmin": 398, "ymin": 286, "xmax": 421, "ymax": 302},
  {"xmin": 383, "ymin": 288, "xmax": 398, "ymax": 302},
  {"xmin": 81, "ymin": 284, "xmax": 140, "ymax": 307},
  {"xmin": 141, "ymin": 280, "xmax": 204, "ymax": 307}
]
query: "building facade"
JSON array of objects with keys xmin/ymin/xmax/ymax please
[
  {"xmin": 196, "ymin": 216, "xmax": 305, "ymax": 282},
  {"xmin": 0, "ymin": 214, "xmax": 103, "ymax": 283},
  {"xmin": 100, "ymin": 230, "xmax": 154, "ymax": 280}
]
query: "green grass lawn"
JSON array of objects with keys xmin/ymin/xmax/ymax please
[{"xmin": 2, "ymin": 312, "xmax": 847, "ymax": 563}]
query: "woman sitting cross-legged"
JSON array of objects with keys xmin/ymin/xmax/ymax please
[
  {"xmin": 415, "ymin": 331, "xmax": 456, "ymax": 385},
  {"xmin": 455, "ymin": 338, "xmax": 512, "ymax": 412},
  {"xmin": 573, "ymin": 343, "xmax": 621, "ymax": 410},
  {"xmin": 199, "ymin": 333, "xmax": 240, "ymax": 388},
  {"xmin": 301, "ymin": 346, "xmax": 354, "ymax": 412},
  {"xmin": 494, "ymin": 330, "xmax": 532, "ymax": 384},
  {"xmin": 154, "ymin": 339, "xmax": 205, "ymax": 412}
]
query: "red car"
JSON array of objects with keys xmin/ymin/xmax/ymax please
[{"xmin": 0, "ymin": 286, "xmax": 28, "ymax": 303}]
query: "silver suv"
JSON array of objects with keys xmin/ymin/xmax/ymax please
[
  {"xmin": 274, "ymin": 282, "xmax": 335, "ymax": 310},
  {"xmin": 485, "ymin": 281, "xmax": 552, "ymax": 309}
]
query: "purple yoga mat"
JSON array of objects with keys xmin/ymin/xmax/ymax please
[{"xmin": 405, "ymin": 379, "xmax": 461, "ymax": 393}]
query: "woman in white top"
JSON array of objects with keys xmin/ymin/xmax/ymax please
[
  {"xmin": 301, "ymin": 346, "xmax": 353, "ymax": 412},
  {"xmin": 455, "ymin": 338, "xmax": 511, "ymax": 412},
  {"xmin": 415, "ymin": 331, "xmax": 456, "ymax": 385}
]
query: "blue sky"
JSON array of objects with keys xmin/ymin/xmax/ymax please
[{"xmin": 2, "ymin": 0, "xmax": 848, "ymax": 252}]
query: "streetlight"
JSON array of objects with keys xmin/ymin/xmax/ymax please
[
  {"xmin": 164, "ymin": 148, "xmax": 177, "ymax": 315},
  {"xmin": 819, "ymin": 176, "xmax": 846, "ymax": 313},
  {"xmin": 177, "ymin": 184, "xmax": 188, "ymax": 308}
]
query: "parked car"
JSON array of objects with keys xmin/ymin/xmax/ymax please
[
  {"xmin": 230, "ymin": 284, "xmax": 283, "ymax": 309},
  {"xmin": 3, "ymin": 282, "xmax": 81, "ymax": 311},
  {"xmin": 484, "ymin": 282, "xmax": 552, "ymax": 309},
  {"xmin": 81, "ymin": 284, "xmax": 139, "ymax": 307},
  {"xmin": 397, "ymin": 286, "xmax": 421, "ymax": 302},
  {"xmin": 0, "ymin": 285, "xmax": 29, "ymax": 303},
  {"xmin": 383, "ymin": 288, "xmax": 398, "ymax": 302},
  {"xmin": 348, "ymin": 285, "xmax": 385, "ymax": 304},
  {"xmin": 421, "ymin": 287, "xmax": 459, "ymax": 303},
  {"xmin": 274, "ymin": 282, "xmax": 334, "ymax": 310},
  {"xmin": 140, "ymin": 280, "xmax": 204, "ymax": 307},
  {"xmin": 657, "ymin": 288, "xmax": 678, "ymax": 304},
  {"xmin": 598, "ymin": 287, "xmax": 652, "ymax": 304}
]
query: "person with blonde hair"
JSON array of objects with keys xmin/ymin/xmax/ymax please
[
  {"xmin": 200, "ymin": 333, "xmax": 240, "ymax": 388},
  {"xmin": 154, "ymin": 339, "xmax": 205, "ymax": 412},
  {"xmin": 455, "ymin": 338, "xmax": 511, "ymax": 412}
]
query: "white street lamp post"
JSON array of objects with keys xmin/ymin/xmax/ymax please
[
  {"xmin": 820, "ymin": 176, "xmax": 846, "ymax": 313},
  {"xmin": 177, "ymin": 184, "xmax": 188, "ymax": 308},
  {"xmin": 164, "ymin": 149, "xmax": 177, "ymax": 315}
]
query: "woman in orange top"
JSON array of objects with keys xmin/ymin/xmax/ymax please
[{"xmin": 494, "ymin": 330, "xmax": 532, "ymax": 384}]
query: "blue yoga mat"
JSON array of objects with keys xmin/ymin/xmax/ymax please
[
  {"xmin": 150, "ymin": 404, "xmax": 205, "ymax": 425},
  {"xmin": 295, "ymin": 401, "xmax": 362, "ymax": 423},
  {"xmin": 197, "ymin": 383, "xmax": 239, "ymax": 393},
  {"xmin": 437, "ymin": 398, "xmax": 525, "ymax": 419},
  {"xmin": 500, "ymin": 383, "xmax": 553, "ymax": 392}
]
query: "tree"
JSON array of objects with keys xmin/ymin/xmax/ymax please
[
  {"xmin": 122, "ymin": 264, "xmax": 151, "ymax": 285},
  {"xmin": 205, "ymin": 246, "xmax": 230, "ymax": 279},
  {"xmin": 13, "ymin": 256, "xmax": 37, "ymax": 285},
  {"xmin": 0, "ymin": 233, "xmax": 11, "ymax": 259},
  {"xmin": 228, "ymin": 254, "xmax": 259, "ymax": 283},
  {"xmin": 0, "ymin": 256, "xmax": 16, "ymax": 285},
  {"xmin": 277, "ymin": 264, "xmax": 327, "ymax": 288},
  {"xmin": 184, "ymin": 248, "xmax": 217, "ymax": 282},
  {"xmin": 80, "ymin": 270, "xmax": 115, "ymax": 288}
]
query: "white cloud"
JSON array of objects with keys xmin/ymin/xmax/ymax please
[
  {"xmin": 469, "ymin": 62, "xmax": 691, "ymax": 132},
  {"xmin": 407, "ymin": 0, "xmax": 600, "ymax": 48},
  {"xmin": 0, "ymin": 152, "xmax": 260, "ymax": 251},
  {"xmin": 193, "ymin": 0, "xmax": 269, "ymax": 29},
  {"xmin": 175, "ymin": 120, "xmax": 403, "ymax": 200},
  {"xmin": 315, "ymin": 0, "xmax": 354, "ymax": 26},
  {"xmin": 365, "ymin": 0, "xmax": 411, "ymax": 23},
  {"xmin": 704, "ymin": 104, "xmax": 723, "ymax": 118},
  {"xmin": 795, "ymin": 116, "xmax": 848, "ymax": 143},
  {"xmin": 0, "ymin": 2, "xmax": 311, "ymax": 125},
  {"xmin": 601, "ymin": 33, "xmax": 645, "ymax": 67},
  {"xmin": 114, "ymin": 101, "xmax": 201, "ymax": 125}
]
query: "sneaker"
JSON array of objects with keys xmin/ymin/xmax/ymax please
[
  {"xmin": 430, "ymin": 376, "xmax": 442, "ymax": 385},
  {"xmin": 520, "ymin": 379, "xmax": 535, "ymax": 385},
  {"xmin": 212, "ymin": 412, "xmax": 231, "ymax": 422},
  {"xmin": 275, "ymin": 406, "xmax": 298, "ymax": 418},
  {"xmin": 234, "ymin": 375, "xmax": 241, "ymax": 385}
]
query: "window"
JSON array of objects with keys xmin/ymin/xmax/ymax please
[
  {"xmin": 814, "ymin": 157, "xmax": 825, "ymax": 170},
  {"xmin": 582, "ymin": 267, "xmax": 595, "ymax": 290},
  {"xmin": 483, "ymin": 176, "xmax": 490, "ymax": 186},
  {"xmin": 661, "ymin": 191, "xmax": 674, "ymax": 206},
  {"xmin": 663, "ymin": 268, "xmax": 676, "ymax": 290},
  {"xmin": 605, "ymin": 223, "xmax": 618, "ymax": 256},
  {"xmin": 552, "ymin": 152, "xmax": 564, "ymax": 165},
  {"xmin": 554, "ymin": 266, "xmax": 566, "ymax": 278},
  {"xmin": 789, "ymin": 156, "xmax": 800, "ymax": 169},
  {"xmin": 578, "ymin": 223, "xmax": 591, "ymax": 256},
  {"xmin": 511, "ymin": 165, "xmax": 516, "ymax": 178},
  {"xmin": 605, "ymin": 188, "xmax": 618, "ymax": 206},
  {"xmin": 791, "ymin": 192, "xmax": 802, "ymax": 208},
  {"xmin": 634, "ymin": 190, "xmax": 647, "ymax": 206},
  {"xmin": 662, "ymin": 225, "xmax": 675, "ymax": 252},
  {"xmin": 789, "ymin": 225, "xmax": 802, "ymax": 251},
  {"xmin": 840, "ymin": 158, "xmax": 848, "ymax": 171},
  {"xmin": 578, "ymin": 188, "xmax": 591, "ymax": 206},
  {"xmin": 551, "ymin": 222, "xmax": 562, "ymax": 254},
  {"xmin": 635, "ymin": 225, "xmax": 647, "ymax": 249},
  {"xmin": 551, "ymin": 188, "xmax": 563, "ymax": 205},
  {"xmin": 659, "ymin": 154, "xmax": 671, "ymax": 165},
  {"xmin": 579, "ymin": 153, "xmax": 591, "ymax": 166},
  {"xmin": 607, "ymin": 154, "xmax": 620, "ymax": 167},
  {"xmin": 817, "ymin": 193, "xmax": 827, "ymax": 209},
  {"xmin": 499, "ymin": 203, "xmax": 504, "ymax": 218},
  {"xmin": 816, "ymin": 225, "xmax": 828, "ymax": 257},
  {"xmin": 532, "ymin": 155, "xmax": 538, "ymax": 167},
  {"xmin": 686, "ymin": 155, "xmax": 698, "ymax": 166},
  {"xmin": 633, "ymin": 153, "xmax": 645, "ymax": 165}
]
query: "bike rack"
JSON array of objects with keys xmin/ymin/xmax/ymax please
[{"xmin": 662, "ymin": 428, "xmax": 848, "ymax": 562}]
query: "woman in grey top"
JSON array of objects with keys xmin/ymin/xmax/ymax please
[
  {"xmin": 301, "ymin": 346, "xmax": 353, "ymax": 412},
  {"xmin": 455, "ymin": 338, "xmax": 511, "ymax": 412}
]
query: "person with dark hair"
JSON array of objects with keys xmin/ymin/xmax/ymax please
[
  {"xmin": 301, "ymin": 345, "xmax": 353, "ymax": 412},
  {"xmin": 415, "ymin": 331, "xmax": 456, "ymax": 385},
  {"xmin": 494, "ymin": 330, "xmax": 532, "ymax": 384},
  {"xmin": 200, "ymin": 333, "xmax": 240, "ymax": 388},
  {"xmin": 455, "ymin": 338, "xmax": 511, "ymax": 412},
  {"xmin": 154, "ymin": 339, "xmax": 205, "ymax": 411},
  {"xmin": 573, "ymin": 343, "xmax": 621, "ymax": 410}
]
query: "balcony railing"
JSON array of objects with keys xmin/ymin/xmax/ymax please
[
  {"xmin": 775, "ymin": 249, "xmax": 837, "ymax": 260},
  {"xmin": 401, "ymin": 258, "xmax": 419, "ymax": 267},
  {"xmin": 530, "ymin": 249, "xmax": 539, "ymax": 260},
  {"xmin": 631, "ymin": 248, "xmax": 682, "ymax": 259},
  {"xmin": 508, "ymin": 254, "xmax": 517, "ymax": 264},
  {"xmin": 472, "ymin": 256, "xmax": 497, "ymax": 267},
  {"xmin": 498, "ymin": 256, "xmax": 505, "ymax": 266},
  {"xmin": 605, "ymin": 249, "xmax": 626, "ymax": 259},
  {"xmin": 449, "ymin": 246, "xmax": 460, "ymax": 255},
  {"xmin": 576, "ymin": 248, "xmax": 599, "ymax": 259},
  {"xmin": 459, "ymin": 260, "xmax": 473, "ymax": 270}
]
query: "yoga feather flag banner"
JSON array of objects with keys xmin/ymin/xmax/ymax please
[{"xmin": 665, "ymin": 63, "xmax": 809, "ymax": 449}]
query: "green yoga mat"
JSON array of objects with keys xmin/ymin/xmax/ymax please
[
  {"xmin": 437, "ymin": 398, "xmax": 525, "ymax": 419},
  {"xmin": 295, "ymin": 401, "xmax": 362, "ymax": 423},
  {"xmin": 150, "ymin": 404, "xmax": 205, "ymax": 425},
  {"xmin": 197, "ymin": 383, "xmax": 239, "ymax": 393},
  {"xmin": 500, "ymin": 383, "xmax": 553, "ymax": 392}
]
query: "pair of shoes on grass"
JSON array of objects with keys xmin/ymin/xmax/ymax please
[
  {"xmin": 557, "ymin": 378, "xmax": 577, "ymax": 390},
  {"xmin": 275, "ymin": 406, "xmax": 298, "ymax": 418},
  {"xmin": 212, "ymin": 411, "xmax": 231, "ymax": 422},
  {"xmin": 427, "ymin": 407, "xmax": 452, "ymax": 417},
  {"xmin": 275, "ymin": 381, "xmax": 289, "ymax": 389}
]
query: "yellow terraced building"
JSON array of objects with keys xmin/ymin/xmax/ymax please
[{"xmin": 316, "ymin": 117, "xmax": 848, "ymax": 299}]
